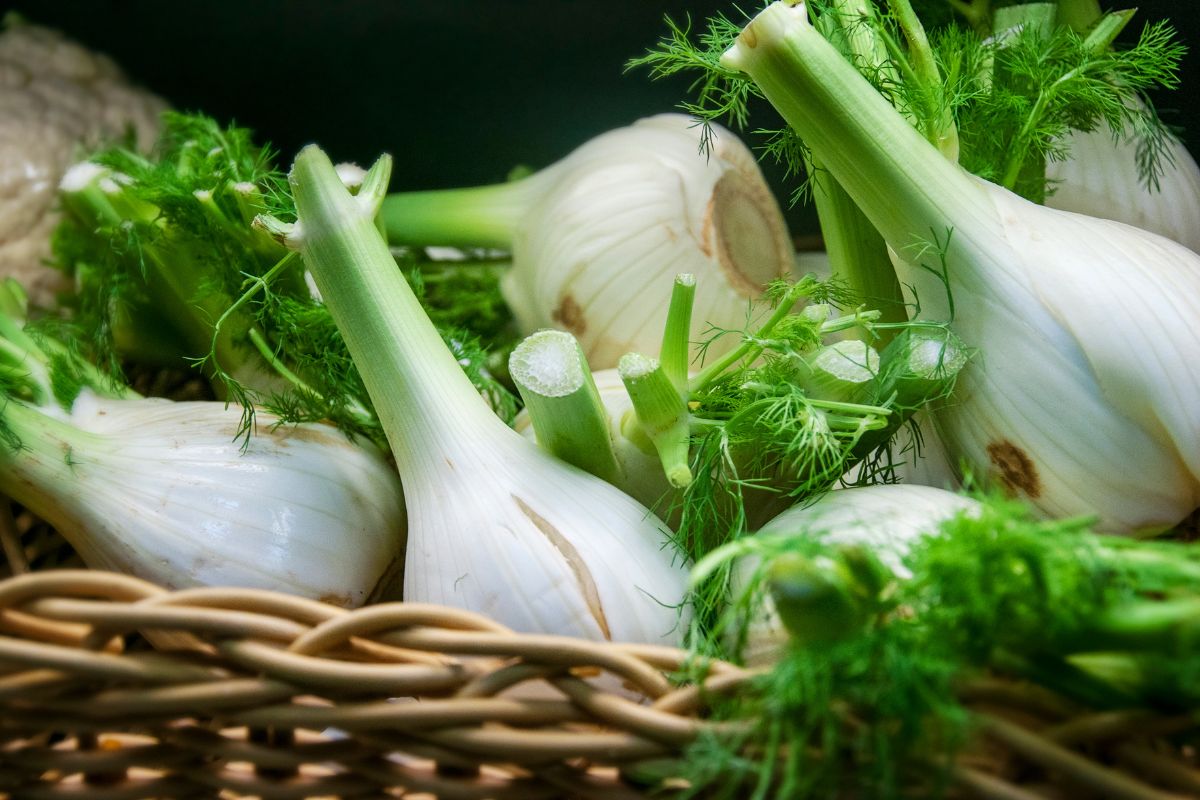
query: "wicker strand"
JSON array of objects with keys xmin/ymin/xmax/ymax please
[{"xmin": 0, "ymin": 568, "xmax": 1195, "ymax": 800}]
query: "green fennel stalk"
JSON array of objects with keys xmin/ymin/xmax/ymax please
[
  {"xmin": 379, "ymin": 179, "xmax": 543, "ymax": 249},
  {"xmin": 720, "ymin": 3, "xmax": 1001, "ymax": 295},
  {"xmin": 508, "ymin": 330, "xmax": 623, "ymax": 485},
  {"xmin": 283, "ymin": 152, "xmax": 501, "ymax": 459},
  {"xmin": 619, "ymin": 352, "xmax": 693, "ymax": 488}
]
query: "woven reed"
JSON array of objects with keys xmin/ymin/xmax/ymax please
[{"xmin": 0, "ymin": 503, "xmax": 1198, "ymax": 799}]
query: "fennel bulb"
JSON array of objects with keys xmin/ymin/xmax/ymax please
[
  {"xmin": 279, "ymin": 146, "xmax": 690, "ymax": 645},
  {"xmin": 720, "ymin": 1, "xmax": 1200, "ymax": 533},
  {"xmin": 727, "ymin": 484, "xmax": 981, "ymax": 666},
  {"xmin": 1046, "ymin": 123, "xmax": 1200, "ymax": 253},
  {"xmin": 754, "ymin": 485, "xmax": 981, "ymax": 579},
  {"xmin": 380, "ymin": 114, "xmax": 795, "ymax": 368},
  {"xmin": 0, "ymin": 391, "xmax": 406, "ymax": 606}
]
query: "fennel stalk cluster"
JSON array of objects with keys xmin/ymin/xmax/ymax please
[{"xmin": 699, "ymin": 0, "xmax": 1200, "ymax": 533}]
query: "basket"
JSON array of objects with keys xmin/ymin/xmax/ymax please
[{"xmin": 0, "ymin": 503, "xmax": 1198, "ymax": 800}]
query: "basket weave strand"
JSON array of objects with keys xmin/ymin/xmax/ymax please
[{"xmin": 0, "ymin": 515, "xmax": 1197, "ymax": 797}]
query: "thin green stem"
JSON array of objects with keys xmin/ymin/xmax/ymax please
[
  {"xmin": 379, "ymin": 177, "xmax": 545, "ymax": 249},
  {"xmin": 807, "ymin": 397, "xmax": 893, "ymax": 417},
  {"xmin": 721, "ymin": 3, "xmax": 1001, "ymax": 270},
  {"xmin": 1079, "ymin": 9, "xmax": 1135, "ymax": 54},
  {"xmin": 195, "ymin": 252, "xmax": 299, "ymax": 386},
  {"xmin": 820, "ymin": 308, "xmax": 882, "ymax": 336},
  {"xmin": 889, "ymin": 0, "xmax": 959, "ymax": 157},
  {"xmin": 1000, "ymin": 80, "xmax": 1059, "ymax": 191},
  {"xmin": 248, "ymin": 329, "xmax": 308, "ymax": 391},
  {"xmin": 689, "ymin": 285, "xmax": 808, "ymax": 394},
  {"xmin": 809, "ymin": 169, "xmax": 906, "ymax": 335},
  {"xmin": 806, "ymin": 2, "xmax": 907, "ymax": 336},
  {"xmin": 890, "ymin": 0, "xmax": 940, "ymax": 95},
  {"xmin": 620, "ymin": 353, "xmax": 692, "ymax": 487},
  {"xmin": 992, "ymin": 5, "xmax": 1128, "ymax": 195},
  {"xmin": 246, "ymin": 327, "xmax": 373, "ymax": 430},
  {"xmin": 660, "ymin": 274, "xmax": 696, "ymax": 391}
]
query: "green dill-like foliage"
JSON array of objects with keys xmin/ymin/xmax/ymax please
[
  {"xmin": 950, "ymin": 17, "xmax": 1186, "ymax": 199},
  {"xmin": 669, "ymin": 276, "xmax": 966, "ymax": 636},
  {"xmin": 907, "ymin": 501, "xmax": 1109, "ymax": 661},
  {"xmin": 680, "ymin": 533, "xmax": 968, "ymax": 799},
  {"xmin": 678, "ymin": 279, "xmax": 965, "ymax": 549},
  {"xmin": 52, "ymin": 112, "xmax": 518, "ymax": 445},
  {"xmin": 0, "ymin": 281, "xmax": 138, "ymax": 456},
  {"xmin": 406, "ymin": 258, "xmax": 518, "ymax": 357},
  {"xmin": 907, "ymin": 499, "xmax": 1200, "ymax": 671},
  {"xmin": 634, "ymin": 1, "xmax": 1186, "ymax": 206},
  {"xmin": 54, "ymin": 112, "xmax": 296, "ymax": 390},
  {"xmin": 674, "ymin": 493, "xmax": 1200, "ymax": 797},
  {"xmin": 628, "ymin": 10, "xmax": 760, "ymax": 133}
]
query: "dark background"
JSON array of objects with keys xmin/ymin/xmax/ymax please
[{"xmin": 7, "ymin": 1, "xmax": 1197, "ymax": 236}]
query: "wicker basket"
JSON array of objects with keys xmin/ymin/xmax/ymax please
[{"xmin": 0, "ymin": 502, "xmax": 1197, "ymax": 800}]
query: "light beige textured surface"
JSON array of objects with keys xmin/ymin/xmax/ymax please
[{"xmin": 0, "ymin": 18, "xmax": 166, "ymax": 310}]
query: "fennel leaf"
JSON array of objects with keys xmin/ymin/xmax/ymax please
[
  {"xmin": 951, "ymin": 15, "xmax": 1186, "ymax": 199},
  {"xmin": 672, "ymin": 494, "xmax": 1200, "ymax": 798},
  {"xmin": 51, "ymin": 112, "xmax": 518, "ymax": 447},
  {"xmin": 631, "ymin": 1, "xmax": 1185, "ymax": 203}
]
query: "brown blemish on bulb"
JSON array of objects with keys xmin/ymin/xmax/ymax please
[
  {"xmin": 986, "ymin": 440, "xmax": 1041, "ymax": 499},
  {"xmin": 319, "ymin": 591, "xmax": 355, "ymax": 608},
  {"xmin": 513, "ymin": 494, "xmax": 612, "ymax": 640},
  {"xmin": 552, "ymin": 294, "xmax": 587, "ymax": 336},
  {"xmin": 263, "ymin": 423, "xmax": 349, "ymax": 448},
  {"xmin": 698, "ymin": 197, "xmax": 716, "ymax": 258}
]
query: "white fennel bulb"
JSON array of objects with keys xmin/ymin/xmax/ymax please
[
  {"xmin": 904, "ymin": 188, "xmax": 1200, "ymax": 531},
  {"xmin": 733, "ymin": 484, "xmax": 980, "ymax": 665},
  {"xmin": 0, "ymin": 391, "xmax": 406, "ymax": 606},
  {"xmin": 754, "ymin": 485, "xmax": 981, "ymax": 577},
  {"xmin": 281, "ymin": 146, "xmax": 690, "ymax": 645},
  {"xmin": 380, "ymin": 114, "xmax": 795, "ymax": 368},
  {"xmin": 722, "ymin": 2, "xmax": 1200, "ymax": 533},
  {"xmin": 1046, "ymin": 123, "xmax": 1200, "ymax": 253},
  {"xmin": 729, "ymin": 484, "xmax": 974, "ymax": 666}
]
